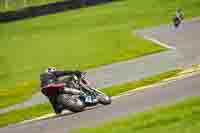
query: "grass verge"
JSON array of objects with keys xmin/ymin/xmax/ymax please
[
  {"xmin": 0, "ymin": 69, "xmax": 181, "ymax": 127},
  {"xmin": 0, "ymin": 81, "xmax": 39, "ymax": 108},
  {"xmin": 71, "ymin": 96, "xmax": 200, "ymax": 133},
  {"xmin": 0, "ymin": 103, "xmax": 52, "ymax": 127}
]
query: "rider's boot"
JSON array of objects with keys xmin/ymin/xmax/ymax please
[{"xmin": 54, "ymin": 104, "xmax": 63, "ymax": 114}]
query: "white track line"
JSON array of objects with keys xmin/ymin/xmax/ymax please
[
  {"xmin": 20, "ymin": 113, "xmax": 56, "ymax": 124},
  {"xmin": 20, "ymin": 106, "xmax": 100, "ymax": 124},
  {"xmin": 143, "ymin": 36, "xmax": 176, "ymax": 50}
]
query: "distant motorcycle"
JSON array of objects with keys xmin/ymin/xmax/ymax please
[
  {"xmin": 173, "ymin": 16, "xmax": 181, "ymax": 28},
  {"xmin": 173, "ymin": 13, "xmax": 184, "ymax": 28},
  {"xmin": 54, "ymin": 72, "xmax": 111, "ymax": 113}
]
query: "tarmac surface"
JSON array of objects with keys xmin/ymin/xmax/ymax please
[
  {"xmin": 1, "ymin": 72, "xmax": 200, "ymax": 133},
  {"xmin": 138, "ymin": 18, "xmax": 200, "ymax": 67}
]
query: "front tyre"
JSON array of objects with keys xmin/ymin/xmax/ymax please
[{"xmin": 98, "ymin": 95, "xmax": 111, "ymax": 105}]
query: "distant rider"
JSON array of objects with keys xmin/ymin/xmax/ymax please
[
  {"xmin": 40, "ymin": 67, "xmax": 83, "ymax": 114},
  {"xmin": 176, "ymin": 8, "xmax": 184, "ymax": 20}
]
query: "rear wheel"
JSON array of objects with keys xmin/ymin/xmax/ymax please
[{"xmin": 58, "ymin": 94, "xmax": 85, "ymax": 112}]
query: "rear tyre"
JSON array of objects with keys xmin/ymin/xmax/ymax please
[{"xmin": 58, "ymin": 94, "xmax": 85, "ymax": 112}]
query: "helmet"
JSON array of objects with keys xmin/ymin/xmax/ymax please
[{"xmin": 46, "ymin": 67, "xmax": 56, "ymax": 73}]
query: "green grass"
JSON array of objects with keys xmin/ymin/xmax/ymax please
[
  {"xmin": 0, "ymin": 103, "xmax": 52, "ymax": 127},
  {"xmin": 0, "ymin": 0, "xmax": 200, "ymax": 107},
  {"xmin": 0, "ymin": 69, "xmax": 181, "ymax": 127},
  {"xmin": 71, "ymin": 96, "xmax": 200, "ymax": 133},
  {"xmin": 0, "ymin": 81, "xmax": 39, "ymax": 108},
  {"xmin": 101, "ymin": 69, "xmax": 181, "ymax": 96}
]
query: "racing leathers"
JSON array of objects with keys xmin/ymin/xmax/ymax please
[{"xmin": 40, "ymin": 70, "xmax": 82, "ymax": 114}]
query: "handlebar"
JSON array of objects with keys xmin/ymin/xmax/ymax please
[{"xmin": 72, "ymin": 72, "xmax": 86, "ymax": 81}]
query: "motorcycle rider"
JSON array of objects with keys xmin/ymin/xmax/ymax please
[
  {"xmin": 176, "ymin": 8, "xmax": 184, "ymax": 20},
  {"xmin": 40, "ymin": 67, "xmax": 83, "ymax": 114}
]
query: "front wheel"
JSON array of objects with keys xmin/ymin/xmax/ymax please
[{"xmin": 98, "ymin": 95, "xmax": 112, "ymax": 105}]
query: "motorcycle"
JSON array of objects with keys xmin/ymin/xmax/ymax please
[
  {"xmin": 173, "ymin": 15, "xmax": 183, "ymax": 28},
  {"xmin": 56, "ymin": 72, "xmax": 111, "ymax": 113}
]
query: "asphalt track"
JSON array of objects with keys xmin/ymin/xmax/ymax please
[
  {"xmin": 1, "ymin": 72, "xmax": 200, "ymax": 133},
  {"xmin": 138, "ymin": 18, "xmax": 200, "ymax": 67},
  {"xmin": 1, "ymin": 19, "xmax": 200, "ymax": 133}
]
